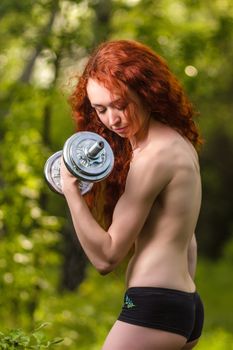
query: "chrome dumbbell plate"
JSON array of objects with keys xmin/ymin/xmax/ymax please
[
  {"xmin": 63, "ymin": 132, "xmax": 114, "ymax": 182},
  {"xmin": 44, "ymin": 131, "xmax": 114, "ymax": 195},
  {"xmin": 44, "ymin": 150, "xmax": 63, "ymax": 194},
  {"xmin": 44, "ymin": 150, "xmax": 93, "ymax": 195}
]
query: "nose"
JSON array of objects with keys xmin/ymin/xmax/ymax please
[{"xmin": 108, "ymin": 108, "xmax": 121, "ymax": 127}]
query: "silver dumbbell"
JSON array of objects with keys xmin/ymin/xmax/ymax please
[{"xmin": 44, "ymin": 131, "xmax": 114, "ymax": 195}]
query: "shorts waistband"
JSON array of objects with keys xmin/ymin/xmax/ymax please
[{"xmin": 126, "ymin": 286, "xmax": 196, "ymax": 297}]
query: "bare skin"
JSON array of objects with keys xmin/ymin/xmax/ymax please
[{"xmin": 61, "ymin": 79, "xmax": 202, "ymax": 349}]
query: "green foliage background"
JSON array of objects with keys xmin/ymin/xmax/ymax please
[{"xmin": 0, "ymin": 0, "xmax": 233, "ymax": 349}]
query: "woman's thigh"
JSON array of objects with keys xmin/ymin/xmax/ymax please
[
  {"xmin": 181, "ymin": 339, "xmax": 199, "ymax": 350},
  {"xmin": 101, "ymin": 321, "xmax": 187, "ymax": 350}
]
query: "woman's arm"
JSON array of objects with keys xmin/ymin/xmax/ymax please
[{"xmin": 61, "ymin": 154, "xmax": 172, "ymax": 275}]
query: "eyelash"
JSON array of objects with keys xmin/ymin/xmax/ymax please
[
  {"xmin": 94, "ymin": 103, "xmax": 128, "ymax": 115},
  {"xmin": 96, "ymin": 108, "xmax": 106, "ymax": 115}
]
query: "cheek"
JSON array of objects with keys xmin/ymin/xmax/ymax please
[
  {"xmin": 125, "ymin": 103, "xmax": 139, "ymax": 126},
  {"xmin": 125, "ymin": 112, "xmax": 139, "ymax": 131}
]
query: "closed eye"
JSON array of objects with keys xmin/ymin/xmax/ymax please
[
  {"xmin": 96, "ymin": 108, "xmax": 106, "ymax": 115},
  {"xmin": 91, "ymin": 104, "xmax": 106, "ymax": 114}
]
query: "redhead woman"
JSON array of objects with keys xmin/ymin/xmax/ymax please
[{"xmin": 60, "ymin": 40, "xmax": 204, "ymax": 350}]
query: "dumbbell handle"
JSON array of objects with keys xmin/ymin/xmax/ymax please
[{"xmin": 87, "ymin": 141, "xmax": 104, "ymax": 158}]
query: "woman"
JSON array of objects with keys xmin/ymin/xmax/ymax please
[{"xmin": 61, "ymin": 40, "xmax": 204, "ymax": 350}]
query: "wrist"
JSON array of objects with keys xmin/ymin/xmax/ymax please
[{"xmin": 62, "ymin": 178, "xmax": 81, "ymax": 196}]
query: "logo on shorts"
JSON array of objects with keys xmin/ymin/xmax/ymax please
[{"xmin": 125, "ymin": 295, "xmax": 136, "ymax": 309}]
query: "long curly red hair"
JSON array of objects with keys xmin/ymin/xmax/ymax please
[{"xmin": 69, "ymin": 40, "xmax": 202, "ymax": 227}]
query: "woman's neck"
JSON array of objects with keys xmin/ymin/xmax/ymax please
[{"xmin": 130, "ymin": 117, "xmax": 159, "ymax": 152}]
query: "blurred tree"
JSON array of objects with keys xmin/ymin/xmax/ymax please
[
  {"xmin": 197, "ymin": 130, "xmax": 233, "ymax": 258},
  {"xmin": 0, "ymin": 0, "xmax": 115, "ymax": 302},
  {"xmin": 88, "ymin": 0, "xmax": 113, "ymax": 45},
  {"xmin": 19, "ymin": 0, "xmax": 59, "ymax": 84},
  {"xmin": 0, "ymin": 88, "xmax": 62, "ymax": 328}
]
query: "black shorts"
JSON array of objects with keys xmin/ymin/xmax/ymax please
[{"xmin": 118, "ymin": 287, "xmax": 204, "ymax": 342}]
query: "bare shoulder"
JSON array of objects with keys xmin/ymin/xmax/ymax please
[
  {"xmin": 130, "ymin": 127, "xmax": 191, "ymax": 173},
  {"xmin": 129, "ymin": 125, "xmax": 200, "ymax": 189},
  {"xmin": 146, "ymin": 125, "xmax": 200, "ymax": 172},
  {"xmin": 125, "ymin": 121, "xmax": 201, "ymax": 202},
  {"xmin": 125, "ymin": 135, "xmax": 175, "ymax": 200}
]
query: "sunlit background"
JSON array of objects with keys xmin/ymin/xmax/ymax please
[{"xmin": 0, "ymin": 0, "xmax": 233, "ymax": 349}]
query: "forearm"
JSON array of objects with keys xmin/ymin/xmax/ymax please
[{"xmin": 63, "ymin": 183, "xmax": 114, "ymax": 274}]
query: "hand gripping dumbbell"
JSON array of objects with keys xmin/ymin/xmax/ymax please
[{"xmin": 44, "ymin": 131, "xmax": 114, "ymax": 195}]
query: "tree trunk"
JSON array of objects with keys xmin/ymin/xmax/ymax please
[
  {"xmin": 19, "ymin": 0, "xmax": 59, "ymax": 83},
  {"xmin": 91, "ymin": 0, "xmax": 113, "ymax": 46},
  {"xmin": 59, "ymin": 220, "xmax": 88, "ymax": 291}
]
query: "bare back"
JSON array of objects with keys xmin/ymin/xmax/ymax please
[{"xmin": 126, "ymin": 122, "xmax": 202, "ymax": 293}]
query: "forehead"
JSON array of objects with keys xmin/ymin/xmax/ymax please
[
  {"xmin": 86, "ymin": 78, "xmax": 120, "ymax": 105},
  {"xmin": 86, "ymin": 78, "xmax": 142, "ymax": 109}
]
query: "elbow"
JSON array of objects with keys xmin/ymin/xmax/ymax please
[
  {"xmin": 93, "ymin": 244, "xmax": 123, "ymax": 275},
  {"xmin": 95, "ymin": 257, "xmax": 119, "ymax": 276},
  {"xmin": 98, "ymin": 267, "xmax": 112, "ymax": 276},
  {"xmin": 96, "ymin": 263, "xmax": 114, "ymax": 276}
]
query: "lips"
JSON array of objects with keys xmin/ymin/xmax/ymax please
[{"xmin": 113, "ymin": 126, "xmax": 128, "ymax": 133}]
